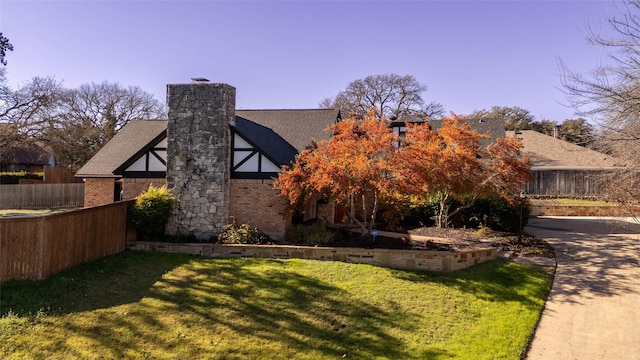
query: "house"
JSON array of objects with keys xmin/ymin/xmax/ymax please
[
  {"xmin": 77, "ymin": 82, "xmax": 340, "ymax": 238},
  {"xmin": 0, "ymin": 144, "xmax": 55, "ymax": 173},
  {"xmin": 506, "ymin": 130, "xmax": 623, "ymax": 197},
  {"xmin": 0, "ymin": 122, "xmax": 55, "ymax": 172},
  {"xmin": 77, "ymin": 81, "xmax": 509, "ymax": 239},
  {"xmin": 391, "ymin": 115, "xmax": 506, "ymax": 147}
]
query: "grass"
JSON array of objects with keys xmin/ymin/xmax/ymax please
[
  {"xmin": 0, "ymin": 208, "xmax": 76, "ymax": 215},
  {"xmin": 0, "ymin": 251, "xmax": 553, "ymax": 359},
  {"xmin": 530, "ymin": 198, "xmax": 614, "ymax": 206}
]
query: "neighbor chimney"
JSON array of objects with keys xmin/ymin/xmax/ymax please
[
  {"xmin": 554, "ymin": 125, "xmax": 561, "ymax": 139},
  {"xmin": 165, "ymin": 82, "xmax": 236, "ymax": 239}
]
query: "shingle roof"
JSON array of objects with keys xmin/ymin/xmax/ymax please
[
  {"xmin": 432, "ymin": 118, "xmax": 506, "ymax": 147},
  {"xmin": 506, "ymin": 130, "xmax": 623, "ymax": 170},
  {"xmin": 235, "ymin": 109, "xmax": 339, "ymax": 151},
  {"xmin": 394, "ymin": 117, "xmax": 506, "ymax": 147},
  {"xmin": 0, "ymin": 144, "xmax": 52, "ymax": 166},
  {"xmin": 0, "ymin": 123, "xmax": 53, "ymax": 166},
  {"xmin": 76, "ymin": 110, "xmax": 339, "ymax": 177},
  {"xmin": 233, "ymin": 117, "xmax": 298, "ymax": 166},
  {"xmin": 76, "ymin": 120, "xmax": 167, "ymax": 177}
]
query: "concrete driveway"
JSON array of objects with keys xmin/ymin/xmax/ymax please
[{"xmin": 525, "ymin": 217, "xmax": 640, "ymax": 360}]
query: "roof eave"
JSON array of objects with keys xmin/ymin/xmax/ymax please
[{"xmin": 74, "ymin": 174, "xmax": 122, "ymax": 179}]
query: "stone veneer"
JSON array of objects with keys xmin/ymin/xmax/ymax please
[
  {"xmin": 129, "ymin": 242, "xmax": 498, "ymax": 272},
  {"xmin": 165, "ymin": 83, "xmax": 236, "ymax": 239}
]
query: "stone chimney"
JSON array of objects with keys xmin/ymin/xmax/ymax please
[
  {"xmin": 165, "ymin": 82, "xmax": 236, "ymax": 239},
  {"xmin": 554, "ymin": 125, "xmax": 561, "ymax": 139}
]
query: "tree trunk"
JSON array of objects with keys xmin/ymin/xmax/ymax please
[{"xmin": 436, "ymin": 192, "xmax": 449, "ymax": 228}]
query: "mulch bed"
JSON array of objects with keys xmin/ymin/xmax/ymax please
[
  {"xmin": 327, "ymin": 227, "xmax": 555, "ymax": 258},
  {"xmin": 409, "ymin": 227, "xmax": 556, "ymax": 258}
]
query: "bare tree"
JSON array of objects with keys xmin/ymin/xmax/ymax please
[
  {"xmin": 320, "ymin": 73, "xmax": 444, "ymax": 120},
  {"xmin": 43, "ymin": 82, "xmax": 166, "ymax": 170},
  {"xmin": 1, "ymin": 75, "xmax": 166, "ymax": 171},
  {"xmin": 0, "ymin": 70, "xmax": 63, "ymax": 160},
  {"xmin": 560, "ymin": 0, "xmax": 640, "ymax": 208}
]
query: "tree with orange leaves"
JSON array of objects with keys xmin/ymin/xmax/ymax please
[
  {"xmin": 275, "ymin": 111, "xmax": 531, "ymax": 232},
  {"xmin": 397, "ymin": 116, "xmax": 531, "ymax": 227},
  {"xmin": 274, "ymin": 109, "xmax": 398, "ymax": 235}
]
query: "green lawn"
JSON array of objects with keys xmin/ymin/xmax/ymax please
[
  {"xmin": 0, "ymin": 208, "xmax": 76, "ymax": 215},
  {"xmin": 530, "ymin": 198, "xmax": 615, "ymax": 206},
  {"xmin": 0, "ymin": 251, "xmax": 553, "ymax": 359}
]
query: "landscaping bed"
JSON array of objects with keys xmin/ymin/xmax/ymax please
[
  {"xmin": 327, "ymin": 226, "xmax": 555, "ymax": 258},
  {"xmin": 409, "ymin": 227, "xmax": 556, "ymax": 258}
]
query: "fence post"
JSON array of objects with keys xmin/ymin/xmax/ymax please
[{"xmin": 36, "ymin": 216, "xmax": 45, "ymax": 280}]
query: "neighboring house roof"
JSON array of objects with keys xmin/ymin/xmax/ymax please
[
  {"xmin": 0, "ymin": 144, "xmax": 53, "ymax": 166},
  {"xmin": 506, "ymin": 130, "xmax": 623, "ymax": 170},
  {"xmin": 392, "ymin": 116, "xmax": 506, "ymax": 147},
  {"xmin": 432, "ymin": 118, "xmax": 506, "ymax": 147},
  {"xmin": 236, "ymin": 109, "xmax": 340, "ymax": 151},
  {"xmin": 76, "ymin": 120, "xmax": 167, "ymax": 177},
  {"xmin": 0, "ymin": 123, "xmax": 55, "ymax": 166}
]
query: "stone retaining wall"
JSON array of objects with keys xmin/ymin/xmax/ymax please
[
  {"xmin": 530, "ymin": 205, "xmax": 640, "ymax": 217},
  {"xmin": 129, "ymin": 242, "xmax": 498, "ymax": 272}
]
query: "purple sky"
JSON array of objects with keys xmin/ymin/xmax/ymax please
[{"xmin": 0, "ymin": 0, "xmax": 621, "ymax": 123}]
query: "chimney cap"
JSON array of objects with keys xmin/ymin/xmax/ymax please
[{"xmin": 190, "ymin": 77, "xmax": 210, "ymax": 83}]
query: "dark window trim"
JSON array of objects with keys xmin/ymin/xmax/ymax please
[{"xmin": 231, "ymin": 172, "xmax": 278, "ymax": 180}]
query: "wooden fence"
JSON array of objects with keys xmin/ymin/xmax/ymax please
[
  {"xmin": 0, "ymin": 183, "xmax": 84, "ymax": 209},
  {"xmin": 525, "ymin": 170, "xmax": 606, "ymax": 197},
  {"xmin": 0, "ymin": 200, "xmax": 134, "ymax": 282}
]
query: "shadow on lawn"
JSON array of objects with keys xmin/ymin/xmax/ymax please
[
  {"xmin": 1, "ymin": 252, "xmax": 454, "ymax": 359},
  {"xmin": 0, "ymin": 250, "xmax": 192, "ymax": 316},
  {"xmin": 391, "ymin": 259, "xmax": 553, "ymax": 311},
  {"xmin": 124, "ymin": 258, "xmax": 450, "ymax": 358}
]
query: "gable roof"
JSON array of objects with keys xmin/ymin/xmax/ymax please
[
  {"xmin": 0, "ymin": 143, "xmax": 53, "ymax": 166},
  {"xmin": 76, "ymin": 120, "xmax": 167, "ymax": 177},
  {"xmin": 235, "ymin": 109, "xmax": 339, "ymax": 151},
  {"xmin": 76, "ymin": 109, "xmax": 339, "ymax": 178},
  {"xmin": 0, "ymin": 123, "xmax": 54, "ymax": 166},
  {"xmin": 506, "ymin": 130, "xmax": 623, "ymax": 170},
  {"xmin": 233, "ymin": 117, "xmax": 298, "ymax": 166}
]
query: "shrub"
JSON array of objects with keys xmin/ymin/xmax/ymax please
[
  {"xmin": 463, "ymin": 196, "xmax": 530, "ymax": 233},
  {"xmin": 398, "ymin": 196, "xmax": 530, "ymax": 233},
  {"xmin": 130, "ymin": 185, "xmax": 175, "ymax": 238},
  {"xmin": 0, "ymin": 171, "xmax": 44, "ymax": 184},
  {"xmin": 217, "ymin": 222, "xmax": 270, "ymax": 244},
  {"xmin": 285, "ymin": 222, "xmax": 334, "ymax": 246}
]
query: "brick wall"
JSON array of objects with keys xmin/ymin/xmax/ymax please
[
  {"xmin": 230, "ymin": 178, "xmax": 289, "ymax": 237},
  {"xmin": 121, "ymin": 178, "xmax": 167, "ymax": 200},
  {"xmin": 83, "ymin": 178, "xmax": 115, "ymax": 207}
]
